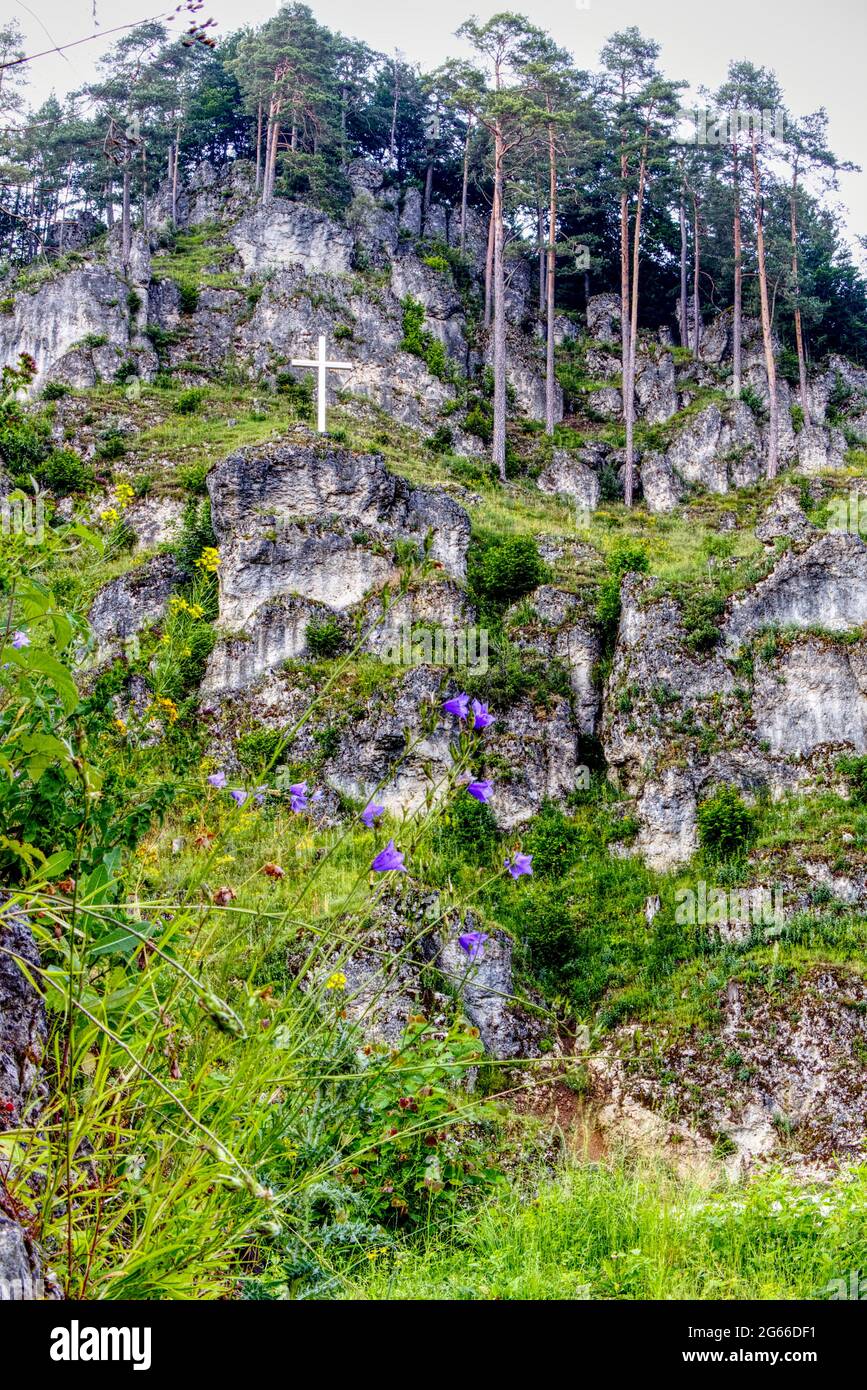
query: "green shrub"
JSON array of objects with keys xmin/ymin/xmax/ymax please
[
  {"xmin": 275, "ymin": 373, "xmax": 314, "ymax": 420},
  {"xmin": 837, "ymin": 755, "xmax": 867, "ymax": 805},
  {"xmin": 790, "ymin": 404, "xmax": 805, "ymax": 434},
  {"xmin": 0, "ymin": 409, "xmax": 52, "ymax": 478},
  {"xmin": 740, "ymin": 385, "xmax": 765, "ymax": 418},
  {"xmin": 177, "ymin": 460, "xmax": 211, "ymax": 495},
  {"xmin": 438, "ymin": 791, "xmax": 500, "ymax": 866},
  {"xmin": 469, "ymin": 536, "xmax": 548, "ymax": 609},
  {"xmin": 305, "ymin": 615, "xmax": 344, "ymax": 658},
  {"xmin": 95, "ymin": 428, "xmax": 127, "ymax": 461},
  {"xmin": 682, "ymin": 589, "xmax": 726, "ymax": 652},
  {"xmin": 465, "ymin": 403, "xmax": 493, "ymax": 443},
  {"xmin": 522, "ymin": 801, "xmax": 582, "ymax": 878},
  {"xmin": 41, "ymin": 381, "xmax": 71, "ymax": 400},
  {"xmin": 427, "ymin": 425, "xmax": 454, "ymax": 454},
  {"xmin": 237, "ymin": 725, "xmax": 284, "ymax": 774},
  {"xmin": 126, "ymin": 289, "xmax": 142, "ymax": 316},
  {"xmin": 177, "ymin": 280, "xmax": 200, "ymax": 314},
  {"xmin": 175, "ymin": 496, "xmax": 216, "ymax": 573},
  {"xmin": 175, "ymin": 387, "xmax": 208, "ymax": 415},
  {"xmin": 35, "ymin": 447, "xmax": 93, "ymax": 494},
  {"xmin": 596, "ymin": 539, "xmax": 649, "ymax": 639},
  {"xmin": 697, "ymin": 786, "xmax": 756, "ymax": 859},
  {"xmin": 399, "ymin": 296, "xmax": 457, "ymax": 384}
]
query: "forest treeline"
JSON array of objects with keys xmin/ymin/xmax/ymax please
[{"xmin": 1, "ymin": 3, "xmax": 866, "ymax": 481}]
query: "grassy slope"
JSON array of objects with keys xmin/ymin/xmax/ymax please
[{"xmin": 23, "ymin": 258, "xmax": 867, "ymax": 1296}]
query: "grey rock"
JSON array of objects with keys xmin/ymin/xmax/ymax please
[
  {"xmin": 88, "ymin": 553, "xmax": 184, "ymax": 659},
  {"xmin": 639, "ymin": 452, "xmax": 683, "ymax": 514},
  {"xmin": 586, "ymin": 293, "xmax": 621, "ymax": 343},
  {"xmin": 0, "ymin": 906, "xmax": 48, "ymax": 1300},
  {"xmin": 634, "ymin": 351, "xmax": 678, "ymax": 423},
  {"xmin": 753, "ymin": 638, "xmax": 867, "ymax": 758},
  {"xmin": 208, "ymin": 437, "xmax": 471, "ymax": 627},
  {"xmin": 795, "ymin": 424, "xmax": 847, "ymax": 474},
  {"xmin": 725, "ymin": 532, "xmax": 867, "ymax": 653},
  {"xmin": 536, "ymin": 449, "xmax": 600, "ymax": 512},
  {"xmin": 201, "ymin": 595, "xmax": 333, "ymax": 697},
  {"xmin": 230, "ymin": 203, "xmax": 354, "ymax": 277},
  {"xmin": 755, "ymin": 486, "xmax": 815, "ymax": 544}
]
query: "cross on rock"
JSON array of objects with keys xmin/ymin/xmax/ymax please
[{"xmin": 291, "ymin": 334, "xmax": 352, "ymax": 434}]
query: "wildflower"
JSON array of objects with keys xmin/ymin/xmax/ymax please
[
  {"xmin": 505, "ymin": 852, "xmax": 533, "ymax": 879},
  {"xmin": 466, "ymin": 779, "xmax": 493, "ymax": 804},
  {"xmin": 207, "ymin": 771, "xmax": 227, "ymax": 789},
  {"xmin": 195, "ymin": 546, "xmax": 221, "ymax": 574},
  {"xmin": 230, "ymin": 789, "xmax": 248, "ymax": 807},
  {"xmin": 261, "ymin": 862, "xmax": 285, "ymax": 879},
  {"xmin": 149, "ymin": 696, "xmax": 179, "ymax": 725},
  {"xmin": 371, "ymin": 839, "xmax": 406, "ymax": 873},
  {"xmin": 361, "ymin": 802, "xmax": 384, "ymax": 829},
  {"xmin": 442, "ymin": 691, "xmax": 469, "ymax": 721},
  {"xmin": 471, "ymin": 698, "xmax": 494, "ymax": 731},
  {"xmin": 254, "ymin": 785, "xmax": 268, "ymax": 806},
  {"xmin": 10, "ymin": 631, "xmax": 29, "ymax": 649},
  {"xmin": 114, "ymin": 717, "xmax": 127, "ymax": 735},
  {"xmin": 188, "ymin": 603, "xmax": 205, "ymax": 619},
  {"xmin": 114, "ymin": 482, "xmax": 135, "ymax": 510},
  {"xmin": 100, "ymin": 506, "xmax": 120, "ymax": 526},
  {"xmin": 212, "ymin": 886, "xmax": 236, "ymax": 906},
  {"xmin": 288, "ymin": 781, "xmax": 307, "ymax": 813},
  {"xmin": 325, "ymin": 971, "xmax": 347, "ymax": 991},
  {"xmin": 458, "ymin": 931, "xmax": 489, "ymax": 962}
]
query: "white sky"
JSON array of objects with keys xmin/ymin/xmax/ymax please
[{"xmin": 9, "ymin": 0, "xmax": 867, "ymax": 257}]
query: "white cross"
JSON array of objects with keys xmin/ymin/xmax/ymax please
[{"xmin": 291, "ymin": 333, "xmax": 352, "ymax": 434}]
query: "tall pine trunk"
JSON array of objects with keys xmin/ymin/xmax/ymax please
[
  {"xmin": 537, "ymin": 202, "xmax": 546, "ymax": 319},
  {"xmin": 545, "ymin": 119, "xmax": 557, "ymax": 436},
  {"xmin": 492, "ymin": 125, "xmax": 507, "ymax": 482},
  {"xmin": 255, "ymin": 102, "xmax": 263, "ymax": 192},
  {"xmin": 732, "ymin": 143, "xmax": 743, "ymax": 397},
  {"xmin": 692, "ymin": 192, "xmax": 701, "ymax": 355},
  {"xmin": 121, "ymin": 168, "xmax": 131, "ymax": 265},
  {"xmin": 624, "ymin": 142, "xmax": 649, "ymax": 508},
  {"xmin": 619, "ymin": 142, "xmax": 632, "ymax": 502},
  {"xmin": 484, "ymin": 205, "xmax": 494, "ymax": 328},
  {"xmin": 678, "ymin": 186, "xmax": 688, "ymax": 347},
  {"xmin": 790, "ymin": 175, "xmax": 811, "ymax": 426},
  {"xmin": 459, "ymin": 121, "xmax": 471, "ymax": 252},
  {"xmin": 171, "ymin": 125, "xmax": 180, "ymax": 225},
  {"xmin": 751, "ymin": 131, "xmax": 779, "ymax": 479}
]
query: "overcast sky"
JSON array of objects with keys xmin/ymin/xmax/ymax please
[{"xmin": 9, "ymin": 0, "xmax": 866, "ymax": 257}]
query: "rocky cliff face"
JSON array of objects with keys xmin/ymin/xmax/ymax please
[
  {"xmin": 0, "ymin": 907, "xmax": 49, "ymax": 1300},
  {"xmin": 603, "ymin": 531, "xmax": 867, "ymax": 871}
]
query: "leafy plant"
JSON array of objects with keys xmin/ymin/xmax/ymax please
[{"xmin": 697, "ymin": 786, "xmax": 757, "ymax": 860}]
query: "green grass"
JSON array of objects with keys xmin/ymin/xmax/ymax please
[{"xmin": 346, "ymin": 1158, "xmax": 867, "ymax": 1300}]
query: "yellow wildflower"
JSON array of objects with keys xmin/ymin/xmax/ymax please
[
  {"xmin": 100, "ymin": 507, "xmax": 120, "ymax": 526},
  {"xmin": 195, "ymin": 546, "xmax": 220, "ymax": 574},
  {"xmin": 325, "ymin": 971, "xmax": 347, "ymax": 992},
  {"xmin": 148, "ymin": 695, "xmax": 179, "ymax": 725},
  {"xmin": 114, "ymin": 482, "xmax": 135, "ymax": 510},
  {"xmin": 114, "ymin": 717, "xmax": 127, "ymax": 735}
]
